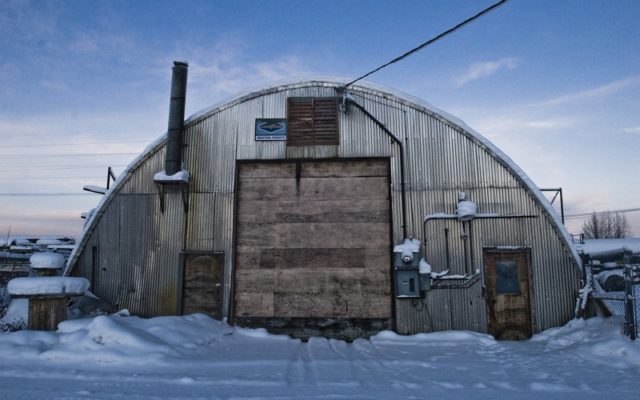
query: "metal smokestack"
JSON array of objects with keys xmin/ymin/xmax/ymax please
[{"xmin": 165, "ymin": 60, "xmax": 188, "ymax": 176}]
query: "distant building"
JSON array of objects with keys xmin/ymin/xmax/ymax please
[
  {"xmin": 67, "ymin": 63, "xmax": 581, "ymax": 341},
  {"xmin": 0, "ymin": 236, "xmax": 75, "ymax": 286}
]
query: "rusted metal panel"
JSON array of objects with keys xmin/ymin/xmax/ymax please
[{"xmin": 287, "ymin": 97, "xmax": 339, "ymax": 146}]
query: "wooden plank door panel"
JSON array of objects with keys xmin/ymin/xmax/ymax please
[
  {"xmin": 233, "ymin": 159, "xmax": 392, "ymax": 339},
  {"xmin": 182, "ymin": 253, "xmax": 223, "ymax": 319},
  {"xmin": 484, "ymin": 249, "xmax": 532, "ymax": 340}
]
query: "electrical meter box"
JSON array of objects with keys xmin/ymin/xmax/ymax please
[
  {"xmin": 395, "ymin": 268, "xmax": 421, "ymax": 298},
  {"xmin": 393, "ymin": 239, "xmax": 422, "ymax": 298}
]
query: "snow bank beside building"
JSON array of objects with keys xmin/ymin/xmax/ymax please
[{"xmin": 0, "ymin": 313, "xmax": 638, "ymax": 399}]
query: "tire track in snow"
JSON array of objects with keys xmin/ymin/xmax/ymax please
[{"xmin": 285, "ymin": 342, "xmax": 317, "ymax": 388}]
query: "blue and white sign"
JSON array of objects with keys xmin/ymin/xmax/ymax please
[{"xmin": 255, "ymin": 119, "xmax": 287, "ymax": 141}]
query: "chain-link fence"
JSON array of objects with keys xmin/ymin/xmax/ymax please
[{"xmin": 585, "ymin": 263, "xmax": 640, "ymax": 340}]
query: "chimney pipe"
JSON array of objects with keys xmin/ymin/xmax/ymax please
[{"xmin": 165, "ymin": 60, "xmax": 188, "ymax": 176}]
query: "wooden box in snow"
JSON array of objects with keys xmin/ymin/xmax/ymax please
[{"xmin": 8, "ymin": 276, "xmax": 90, "ymax": 331}]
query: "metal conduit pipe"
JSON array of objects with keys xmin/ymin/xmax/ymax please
[
  {"xmin": 444, "ymin": 227, "xmax": 451, "ymax": 271},
  {"xmin": 422, "ymin": 213, "xmax": 538, "ymax": 288},
  {"xmin": 468, "ymin": 220, "xmax": 475, "ymax": 275},
  {"xmin": 165, "ymin": 60, "xmax": 189, "ymax": 176},
  {"xmin": 344, "ymin": 98, "xmax": 408, "ymax": 239},
  {"xmin": 461, "ymin": 221, "xmax": 470, "ymax": 275}
]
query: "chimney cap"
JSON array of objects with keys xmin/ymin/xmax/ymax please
[{"xmin": 173, "ymin": 60, "xmax": 189, "ymax": 67}]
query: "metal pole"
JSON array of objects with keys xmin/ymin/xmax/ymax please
[
  {"xmin": 559, "ymin": 188, "xmax": 565, "ymax": 225},
  {"xmin": 624, "ymin": 263, "xmax": 636, "ymax": 340}
]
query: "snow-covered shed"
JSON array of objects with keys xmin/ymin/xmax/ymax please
[{"xmin": 66, "ymin": 63, "xmax": 581, "ymax": 340}]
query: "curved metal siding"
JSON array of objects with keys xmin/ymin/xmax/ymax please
[
  {"xmin": 120, "ymin": 148, "xmax": 166, "ymax": 194},
  {"xmin": 396, "ymin": 184, "xmax": 580, "ymax": 334},
  {"xmin": 79, "ymin": 193, "xmax": 185, "ymax": 317},
  {"xmin": 94, "ymin": 195, "xmax": 122, "ymax": 308},
  {"xmin": 185, "ymin": 110, "xmax": 238, "ymax": 193},
  {"xmin": 385, "ymin": 99, "xmax": 579, "ymax": 334},
  {"xmin": 71, "ymin": 80, "xmax": 579, "ymax": 334},
  {"xmin": 72, "ymin": 145, "xmax": 186, "ymax": 316}
]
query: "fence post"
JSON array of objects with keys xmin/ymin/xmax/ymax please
[{"xmin": 624, "ymin": 263, "xmax": 636, "ymax": 340}]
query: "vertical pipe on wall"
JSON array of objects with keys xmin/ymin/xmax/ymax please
[
  {"xmin": 345, "ymin": 98, "xmax": 407, "ymax": 238},
  {"xmin": 444, "ymin": 227, "xmax": 451, "ymax": 271}
]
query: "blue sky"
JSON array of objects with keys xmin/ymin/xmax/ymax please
[{"xmin": 1, "ymin": 0, "xmax": 639, "ymax": 237}]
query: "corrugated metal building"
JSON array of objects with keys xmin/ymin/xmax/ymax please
[{"xmin": 66, "ymin": 70, "xmax": 581, "ymax": 341}]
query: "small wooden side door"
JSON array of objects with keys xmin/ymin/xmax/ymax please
[
  {"xmin": 484, "ymin": 249, "xmax": 532, "ymax": 340},
  {"xmin": 182, "ymin": 253, "xmax": 224, "ymax": 319}
]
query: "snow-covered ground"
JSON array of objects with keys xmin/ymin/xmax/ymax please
[{"xmin": 0, "ymin": 312, "xmax": 638, "ymax": 399}]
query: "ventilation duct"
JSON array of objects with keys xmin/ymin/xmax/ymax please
[
  {"xmin": 164, "ymin": 60, "xmax": 189, "ymax": 176},
  {"xmin": 154, "ymin": 60, "xmax": 190, "ymax": 213}
]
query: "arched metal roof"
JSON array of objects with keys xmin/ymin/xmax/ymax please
[{"xmin": 66, "ymin": 78, "xmax": 581, "ymax": 274}]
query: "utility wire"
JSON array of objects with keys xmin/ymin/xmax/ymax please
[
  {"xmin": 564, "ymin": 208, "xmax": 640, "ymax": 220},
  {"xmin": 0, "ymin": 140, "xmax": 150, "ymax": 148},
  {"xmin": 0, "ymin": 164, "xmax": 128, "ymax": 171},
  {"xmin": 2, "ymin": 152, "xmax": 138, "ymax": 158},
  {"xmin": 1, "ymin": 128, "xmax": 158, "ymax": 139},
  {"xmin": 341, "ymin": 0, "xmax": 510, "ymax": 89},
  {"xmin": 2, "ymin": 176, "xmax": 106, "ymax": 181},
  {"xmin": 0, "ymin": 193, "xmax": 95, "ymax": 197}
]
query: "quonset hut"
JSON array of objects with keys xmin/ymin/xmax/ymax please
[{"xmin": 66, "ymin": 62, "xmax": 581, "ymax": 341}]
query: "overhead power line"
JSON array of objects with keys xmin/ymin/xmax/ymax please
[
  {"xmin": 1, "ymin": 152, "xmax": 138, "ymax": 158},
  {"xmin": 0, "ymin": 164, "xmax": 128, "ymax": 171},
  {"xmin": 0, "ymin": 193, "xmax": 95, "ymax": 197},
  {"xmin": 564, "ymin": 208, "xmax": 640, "ymax": 220},
  {"xmin": 1, "ymin": 128, "xmax": 159, "ymax": 140},
  {"xmin": 0, "ymin": 140, "xmax": 150, "ymax": 148},
  {"xmin": 1, "ymin": 176, "xmax": 106, "ymax": 181},
  {"xmin": 342, "ymin": 0, "xmax": 510, "ymax": 89}
]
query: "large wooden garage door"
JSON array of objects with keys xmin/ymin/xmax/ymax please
[{"xmin": 234, "ymin": 159, "xmax": 392, "ymax": 340}]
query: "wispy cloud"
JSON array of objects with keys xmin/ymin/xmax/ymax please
[
  {"xmin": 530, "ymin": 76, "xmax": 640, "ymax": 108},
  {"xmin": 67, "ymin": 32, "xmax": 136, "ymax": 57},
  {"xmin": 454, "ymin": 57, "xmax": 519, "ymax": 87},
  {"xmin": 469, "ymin": 115, "xmax": 576, "ymax": 139},
  {"xmin": 524, "ymin": 118, "xmax": 575, "ymax": 130},
  {"xmin": 623, "ymin": 126, "xmax": 640, "ymax": 133},
  {"xmin": 0, "ymin": 1, "xmax": 59, "ymax": 45},
  {"xmin": 158, "ymin": 38, "xmax": 314, "ymax": 112}
]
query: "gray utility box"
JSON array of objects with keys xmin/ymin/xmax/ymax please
[{"xmin": 394, "ymin": 251, "xmax": 421, "ymax": 298}]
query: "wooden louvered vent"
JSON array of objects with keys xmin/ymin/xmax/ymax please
[{"xmin": 287, "ymin": 97, "xmax": 339, "ymax": 146}]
